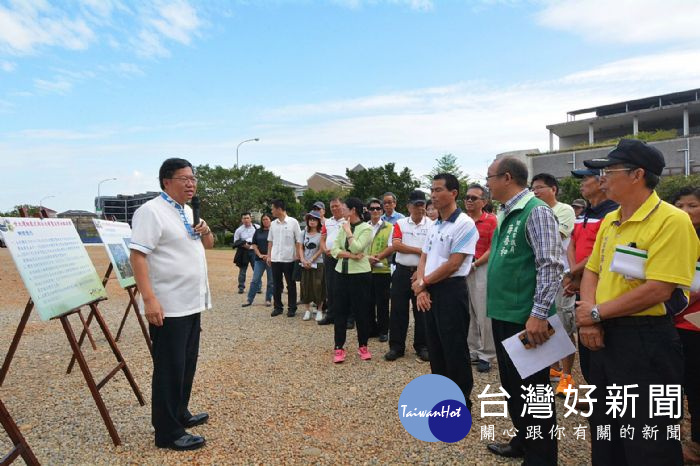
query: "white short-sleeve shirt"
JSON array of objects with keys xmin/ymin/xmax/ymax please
[
  {"xmin": 323, "ymin": 216, "xmax": 346, "ymax": 250},
  {"xmin": 268, "ymin": 214, "xmax": 302, "ymax": 263},
  {"xmin": 392, "ymin": 216, "xmax": 433, "ymax": 267},
  {"xmin": 129, "ymin": 194, "xmax": 212, "ymax": 318},
  {"xmin": 422, "ymin": 208, "xmax": 478, "ymax": 277}
]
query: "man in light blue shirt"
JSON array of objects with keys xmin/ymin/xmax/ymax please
[{"xmin": 380, "ymin": 192, "xmax": 405, "ymax": 225}]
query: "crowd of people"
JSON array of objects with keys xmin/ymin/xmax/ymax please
[
  {"xmin": 131, "ymin": 142, "xmax": 699, "ymax": 463},
  {"xmin": 232, "ymin": 139, "xmax": 699, "ymax": 465}
]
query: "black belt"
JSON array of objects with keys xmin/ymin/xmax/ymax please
[
  {"xmin": 603, "ymin": 315, "xmax": 669, "ymax": 327},
  {"xmin": 396, "ymin": 263, "xmax": 417, "ymax": 272}
]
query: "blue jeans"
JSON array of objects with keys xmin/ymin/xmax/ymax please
[
  {"xmin": 247, "ymin": 260, "xmax": 273, "ymax": 304},
  {"xmin": 237, "ymin": 249, "xmax": 256, "ymax": 291}
]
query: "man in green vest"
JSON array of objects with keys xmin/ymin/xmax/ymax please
[{"xmin": 484, "ymin": 157, "xmax": 563, "ymax": 465}]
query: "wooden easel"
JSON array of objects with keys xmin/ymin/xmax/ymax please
[
  {"xmin": 0, "ymin": 398, "xmax": 39, "ymax": 465},
  {"xmin": 0, "ymin": 298, "xmax": 144, "ymax": 446},
  {"xmin": 67, "ymin": 263, "xmax": 152, "ymax": 375}
]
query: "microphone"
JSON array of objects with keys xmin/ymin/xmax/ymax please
[{"xmin": 191, "ymin": 196, "xmax": 200, "ymax": 228}]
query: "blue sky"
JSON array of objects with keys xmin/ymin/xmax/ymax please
[{"xmin": 2, "ymin": 0, "xmax": 700, "ymax": 213}]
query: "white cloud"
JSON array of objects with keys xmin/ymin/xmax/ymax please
[
  {"xmin": 332, "ymin": 0, "xmax": 434, "ymax": 11},
  {"xmin": 536, "ymin": 0, "xmax": 700, "ymax": 45},
  {"xmin": 150, "ymin": 0, "xmax": 201, "ymax": 44},
  {"xmin": 0, "ymin": 1, "xmax": 95, "ymax": 54},
  {"xmin": 1, "ymin": 60, "xmax": 16, "ymax": 72},
  {"xmin": 33, "ymin": 77, "xmax": 73, "ymax": 94}
]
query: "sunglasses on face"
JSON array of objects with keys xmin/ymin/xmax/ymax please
[
  {"xmin": 465, "ymin": 195, "xmax": 482, "ymax": 202},
  {"xmin": 368, "ymin": 206, "xmax": 382, "ymax": 211}
]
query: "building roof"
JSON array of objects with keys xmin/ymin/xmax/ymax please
[
  {"xmin": 58, "ymin": 210, "xmax": 98, "ymax": 217},
  {"xmin": 280, "ymin": 178, "xmax": 305, "ymax": 188},
  {"xmin": 311, "ymin": 172, "xmax": 353, "ymax": 187},
  {"xmin": 567, "ymin": 88, "xmax": 700, "ymax": 118}
]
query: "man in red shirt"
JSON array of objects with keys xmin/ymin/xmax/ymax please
[
  {"xmin": 564, "ymin": 167, "xmax": 617, "ymax": 382},
  {"xmin": 464, "ymin": 183, "xmax": 498, "ymax": 372}
]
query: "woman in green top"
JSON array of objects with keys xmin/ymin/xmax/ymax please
[{"xmin": 330, "ymin": 197, "xmax": 373, "ymax": 363}]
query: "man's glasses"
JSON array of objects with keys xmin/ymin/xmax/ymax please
[
  {"xmin": 464, "ymin": 195, "xmax": 482, "ymax": 202},
  {"xmin": 170, "ymin": 176, "xmax": 198, "ymax": 184},
  {"xmin": 368, "ymin": 206, "xmax": 382, "ymax": 211},
  {"xmin": 600, "ymin": 167, "xmax": 635, "ymax": 177},
  {"xmin": 530, "ymin": 185, "xmax": 551, "ymax": 192},
  {"xmin": 485, "ymin": 172, "xmax": 506, "ymax": 180}
]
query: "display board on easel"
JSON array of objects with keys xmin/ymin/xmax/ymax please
[
  {"xmin": 92, "ymin": 219, "xmax": 135, "ymax": 289},
  {"xmin": 0, "ymin": 217, "xmax": 107, "ymax": 320},
  {"xmin": 0, "ymin": 217, "xmax": 144, "ymax": 446}
]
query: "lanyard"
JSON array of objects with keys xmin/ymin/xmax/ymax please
[{"xmin": 160, "ymin": 192, "xmax": 199, "ymax": 240}]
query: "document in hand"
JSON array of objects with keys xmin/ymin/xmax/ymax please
[
  {"xmin": 501, "ymin": 314, "xmax": 576, "ymax": 379},
  {"xmin": 685, "ymin": 311, "xmax": 700, "ymax": 328}
]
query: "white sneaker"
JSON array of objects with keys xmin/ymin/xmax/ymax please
[
  {"xmin": 303, "ymin": 310, "xmax": 312, "ymax": 321},
  {"xmin": 315, "ymin": 311, "xmax": 325, "ymax": 322}
]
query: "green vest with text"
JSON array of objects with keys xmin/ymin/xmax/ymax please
[{"xmin": 486, "ymin": 194, "xmax": 556, "ymax": 325}]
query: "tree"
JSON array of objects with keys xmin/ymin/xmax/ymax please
[
  {"xmin": 656, "ymin": 174, "xmax": 700, "ymax": 202},
  {"xmin": 556, "ymin": 177, "xmax": 582, "ymax": 205},
  {"xmin": 0, "ymin": 205, "xmax": 41, "ymax": 217},
  {"xmin": 346, "ymin": 163, "xmax": 420, "ymax": 207},
  {"xmin": 195, "ymin": 164, "xmax": 297, "ymax": 232},
  {"xmin": 299, "ymin": 188, "xmax": 346, "ymax": 213},
  {"xmin": 423, "ymin": 154, "xmax": 470, "ymax": 195}
]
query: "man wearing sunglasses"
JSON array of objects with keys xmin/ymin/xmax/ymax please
[{"xmin": 464, "ymin": 184, "xmax": 497, "ymax": 373}]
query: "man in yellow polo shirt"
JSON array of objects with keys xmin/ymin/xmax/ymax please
[{"xmin": 575, "ymin": 139, "xmax": 699, "ymax": 466}]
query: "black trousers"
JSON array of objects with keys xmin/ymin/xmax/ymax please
[
  {"xmin": 323, "ymin": 255, "xmax": 338, "ymax": 319},
  {"xmin": 679, "ymin": 328, "xmax": 700, "ymax": 443},
  {"xmin": 271, "ymin": 261, "xmax": 296, "ymax": 312},
  {"xmin": 492, "ymin": 318, "xmax": 558, "ymax": 466},
  {"xmin": 369, "ymin": 273, "xmax": 391, "ymax": 336},
  {"xmin": 424, "ymin": 277, "xmax": 473, "ymax": 411},
  {"xmin": 389, "ymin": 264, "xmax": 426, "ymax": 354},
  {"xmin": 334, "ymin": 272, "xmax": 371, "ymax": 349},
  {"xmin": 588, "ymin": 316, "xmax": 683, "ymax": 466},
  {"xmin": 150, "ymin": 313, "xmax": 201, "ymax": 445}
]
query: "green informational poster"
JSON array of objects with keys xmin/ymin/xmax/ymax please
[
  {"xmin": 92, "ymin": 219, "xmax": 137, "ymax": 289},
  {"xmin": 0, "ymin": 217, "xmax": 108, "ymax": 321}
]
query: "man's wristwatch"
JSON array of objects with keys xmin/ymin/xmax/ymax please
[{"xmin": 590, "ymin": 305, "xmax": 601, "ymax": 323}]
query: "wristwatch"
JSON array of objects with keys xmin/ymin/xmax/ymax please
[{"xmin": 590, "ymin": 306, "xmax": 601, "ymax": 323}]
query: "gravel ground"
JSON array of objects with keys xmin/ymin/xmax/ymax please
[{"xmin": 0, "ymin": 247, "xmax": 690, "ymax": 464}]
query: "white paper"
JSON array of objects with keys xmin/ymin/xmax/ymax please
[
  {"xmin": 685, "ymin": 311, "xmax": 700, "ymax": 328},
  {"xmin": 502, "ymin": 314, "xmax": 577, "ymax": 380},
  {"xmin": 609, "ymin": 246, "xmax": 647, "ymax": 280}
]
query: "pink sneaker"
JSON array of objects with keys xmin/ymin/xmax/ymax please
[
  {"xmin": 358, "ymin": 346, "xmax": 372, "ymax": 361},
  {"xmin": 333, "ymin": 349, "xmax": 346, "ymax": 363}
]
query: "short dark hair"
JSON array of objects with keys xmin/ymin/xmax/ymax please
[
  {"xmin": 367, "ymin": 198, "xmax": 382, "ymax": 208},
  {"xmin": 344, "ymin": 197, "xmax": 364, "ymax": 216},
  {"xmin": 241, "ymin": 212, "xmax": 251, "ymax": 218},
  {"xmin": 426, "ymin": 199, "xmax": 433, "ymax": 207},
  {"xmin": 498, "ymin": 157, "xmax": 529, "ymax": 188},
  {"xmin": 271, "ymin": 199, "xmax": 286, "ymax": 211},
  {"xmin": 159, "ymin": 158, "xmax": 193, "ymax": 190},
  {"xmin": 531, "ymin": 173, "xmax": 559, "ymax": 195},
  {"xmin": 467, "ymin": 183, "xmax": 490, "ymax": 201},
  {"xmin": 621, "ymin": 164, "xmax": 660, "ymax": 190},
  {"xmin": 433, "ymin": 173, "xmax": 460, "ymax": 197},
  {"xmin": 671, "ymin": 186, "xmax": 700, "ymax": 204}
]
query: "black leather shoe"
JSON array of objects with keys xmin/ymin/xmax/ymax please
[
  {"xmin": 156, "ymin": 433, "xmax": 206, "ymax": 451},
  {"xmin": 317, "ymin": 317, "xmax": 333, "ymax": 325},
  {"xmin": 378, "ymin": 334, "xmax": 388, "ymax": 342},
  {"xmin": 287, "ymin": 310, "xmax": 297, "ymax": 317},
  {"xmin": 384, "ymin": 349, "xmax": 404, "ymax": 361},
  {"xmin": 241, "ymin": 302, "xmax": 252, "ymax": 307},
  {"xmin": 271, "ymin": 309, "xmax": 283, "ymax": 317},
  {"xmin": 486, "ymin": 442, "xmax": 524, "ymax": 458},
  {"xmin": 237, "ymin": 289, "xmax": 244, "ymax": 294},
  {"xmin": 416, "ymin": 348, "xmax": 430, "ymax": 362},
  {"xmin": 184, "ymin": 412, "xmax": 209, "ymax": 428},
  {"xmin": 477, "ymin": 359, "xmax": 491, "ymax": 373}
]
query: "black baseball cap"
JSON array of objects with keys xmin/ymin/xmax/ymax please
[
  {"xmin": 583, "ymin": 139, "xmax": 665, "ymax": 176},
  {"xmin": 571, "ymin": 168, "xmax": 600, "ymax": 178},
  {"xmin": 408, "ymin": 190, "xmax": 427, "ymax": 205}
]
